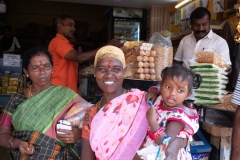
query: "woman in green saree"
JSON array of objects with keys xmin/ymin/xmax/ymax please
[{"xmin": 0, "ymin": 47, "xmax": 83, "ymax": 159}]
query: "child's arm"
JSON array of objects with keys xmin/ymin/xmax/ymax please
[
  {"xmin": 146, "ymin": 106, "xmax": 185, "ymax": 145},
  {"xmin": 165, "ymin": 121, "xmax": 185, "ymax": 143},
  {"xmin": 152, "ymin": 121, "xmax": 184, "ymax": 145}
]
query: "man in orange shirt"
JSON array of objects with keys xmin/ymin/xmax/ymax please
[{"xmin": 49, "ymin": 15, "xmax": 121, "ymax": 93}]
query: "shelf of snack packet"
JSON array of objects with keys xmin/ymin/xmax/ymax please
[
  {"xmin": 0, "ymin": 58, "xmax": 24, "ymax": 112},
  {"xmin": 189, "ymin": 50, "xmax": 236, "ymax": 113},
  {"xmin": 188, "ymin": 51, "xmax": 236, "ymax": 160},
  {"xmin": 0, "ymin": 75, "xmax": 24, "ymax": 109}
]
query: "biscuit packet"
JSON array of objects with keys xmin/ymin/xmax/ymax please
[
  {"xmin": 64, "ymin": 101, "xmax": 93, "ymax": 128},
  {"xmin": 195, "ymin": 51, "xmax": 229, "ymax": 68}
]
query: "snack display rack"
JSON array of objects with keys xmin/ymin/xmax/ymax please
[{"xmin": 0, "ymin": 58, "xmax": 22, "ymax": 111}]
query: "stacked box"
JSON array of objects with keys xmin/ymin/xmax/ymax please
[
  {"xmin": 2, "ymin": 76, "xmax": 9, "ymax": 86},
  {"xmin": 9, "ymin": 78, "xmax": 19, "ymax": 86},
  {"xmin": 1, "ymin": 76, "xmax": 9, "ymax": 94},
  {"xmin": 1, "ymin": 76, "xmax": 19, "ymax": 94},
  {"xmin": 189, "ymin": 63, "xmax": 228, "ymax": 106},
  {"xmin": 7, "ymin": 86, "xmax": 18, "ymax": 94}
]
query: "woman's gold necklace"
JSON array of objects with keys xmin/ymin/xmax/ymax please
[
  {"xmin": 28, "ymin": 85, "xmax": 33, "ymax": 98},
  {"xmin": 27, "ymin": 85, "xmax": 53, "ymax": 98},
  {"xmin": 96, "ymin": 89, "xmax": 128, "ymax": 111}
]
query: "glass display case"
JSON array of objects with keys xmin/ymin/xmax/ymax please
[{"xmin": 113, "ymin": 18, "xmax": 141, "ymax": 41}]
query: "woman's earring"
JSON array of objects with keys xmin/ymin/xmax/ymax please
[
  {"xmin": 26, "ymin": 74, "xmax": 29, "ymax": 77},
  {"xmin": 94, "ymin": 75, "xmax": 95, "ymax": 77}
]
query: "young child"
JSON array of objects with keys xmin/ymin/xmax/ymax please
[{"xmin": 138, "ymin": 64, "xmax": 201, "ymax": 160}]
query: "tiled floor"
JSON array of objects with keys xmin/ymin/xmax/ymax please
[{"xmin": 0, "ymin": 146, "xmax": 10, "ymax": 159}]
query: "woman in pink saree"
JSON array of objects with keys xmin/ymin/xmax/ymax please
[
  {"xmin": 81, "ymin": 45, "xmax": 149, "ymax": 160},
  {"xmin": 81, "ymin": 45, "xmax": 188, "ymax": 160}
]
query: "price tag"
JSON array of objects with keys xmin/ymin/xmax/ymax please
[{"xmin": 3, "ymin": 54, "xmax": 21, "ymax": 67}]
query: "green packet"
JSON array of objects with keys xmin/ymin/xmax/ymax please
[
  {"xmin": 195, "ymin": 88, "xmax": 228, "ymax": 95},
  {"xmin": 199, "ymin": 73, "xmax": 228, "ymax": 80},
  {"xmin": 189, "ymin": 63, "xmax": 221, "ymax": 69},
  {"xmin": 194, "ymin": 99, "xmax": 220, "ymax": 106},
  {"xmin": 199, "ymin": 83, "xmax": 226, "ymax": 89},
  {"xmin": 195, "ymin": 93, "xmax": 225, "ymax": 100},
  {"xmin": 193, "ymin": 68, "xmax": 227, "ymax": 75},
  {"xmin": 201, "ymin": 79, "xmax": 228, "ymax": 84}
]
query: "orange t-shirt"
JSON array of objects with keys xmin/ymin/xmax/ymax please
[{"xmin": 48, "ymin": 33, "xmax": 79, "ymax": 93}]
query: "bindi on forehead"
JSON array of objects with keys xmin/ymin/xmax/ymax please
[{"xmin": 107, "ymin": 62, "xmax": 111, "ymax": 68}]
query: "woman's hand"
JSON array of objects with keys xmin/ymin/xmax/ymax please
[
  {"xmin": 57, "ymin": 127, "xmax": 82, "ymax": 144},
  {"xmin": 165, "ymin": 137, "xmax": 187, "ymax": 160},
  {"xmin": 145, "ymin": 91, "xmax": 158, "ymax": 104},
  {"xmin": 18, "ymin": 140, "xmax": 35, "ymax": 155},
  {"xmin": 146, "ymin": 105, "xmax": 158, "ymax": 129}
]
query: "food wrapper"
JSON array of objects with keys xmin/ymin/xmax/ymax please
[
  {"xmin": 189, "ymin": 63, "xmax": 221, "ymax": 69},
  {"xmin": 195, "ymin": 51, "xmax": 229, "ymax": 68},
  {"xmin": 193, "ymin": 68, "xmax": 227, "ymax": 75},
  {"xmin": 194, "ymin": 88, "xmax": 228, "ymax": 95},
  {"xmin": 198, "ymin": 73, "xmax": 228, "ymax": 80},
  {"xmin": 149, "ymin": 32, "xmax": 173, "ymax": 81},
  {"xmin": 201, "ymin": 78, "xmax": 228, "ymax": 85},
  {"xmin": 195, "ymin": 93, "xmax": 225, "ymax": 100},
  {"xmin": 199, "ymin": 83, "xmax": 226, "ymax": 89},
  {"xmin": 64, "ymin": 101, "xmax": 93, "ymax": 128},
  {"xmin": 194, "ymin": 99, "xmax": 220, "ymax": 106},
  {"xmin": 121, "ymin": 41, "xmax": 141, "ymax": 52},
  {"xmin": 160, "ymin": 30, "xmax": 172, "ymax": 38}
]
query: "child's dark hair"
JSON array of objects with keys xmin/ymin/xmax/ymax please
[
  {"xmin": 22, "ymin": 46, "xmax": 53, "ymax": 69},
  {"xmin": 161, "ymin": 64, "xmax": 202, "ymax": 92}
]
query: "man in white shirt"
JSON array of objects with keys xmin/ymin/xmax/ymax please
[
  {"xmin": 174, "ymin": 7, "xmax": 232, "ymax": 72},
  {"xmin": 1, "ymin": 25, "xmax": 21, "ymax": 55}
]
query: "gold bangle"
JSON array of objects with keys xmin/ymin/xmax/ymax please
[{"xmin": 8, "ymin": 137, "xmax": 15, "ymax": 149}]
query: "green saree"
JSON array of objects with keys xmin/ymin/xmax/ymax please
[{"xmin": 11, "ymin": 86, "xmax": 82, "ymax": 160}]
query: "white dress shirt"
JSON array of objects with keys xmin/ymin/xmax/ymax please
[
  {"xmin": 1, "ymin": 36, "xmax": 21, "ymax": 53},
  {"xmin": 174, "ymin": 29, "xmax": 231, "ymax": 68}
]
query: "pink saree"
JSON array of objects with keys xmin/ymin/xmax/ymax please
[{"xmin": 90, "ymin": 89, "xmax": 149, "ymax": 160}]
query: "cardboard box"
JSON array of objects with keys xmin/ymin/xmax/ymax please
[{"xmin": 204, "ymin": 122, "xmax": 232, "ymax": 137}]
